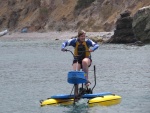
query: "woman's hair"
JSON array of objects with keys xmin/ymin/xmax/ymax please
[{"xmin": 78, "ymin": 30, "xmax": 86, "ymax": 37}]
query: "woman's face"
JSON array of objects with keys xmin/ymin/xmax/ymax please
[{"xmin": 79, "ymin": 33, "xmax": 86, "ymax": 42}]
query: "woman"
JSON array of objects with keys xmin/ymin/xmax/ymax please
[{"xmin": 61, "ymin": 30, "xmax": 99, "ymax": 87}]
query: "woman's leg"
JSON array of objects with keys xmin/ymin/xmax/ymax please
[
  {"xmin": 82, "ymin": 58, "xmax": 91, "ymax": 86},
  {"xmin": 73, "ymin": 62, "xmax": 81, "ymax": 71}
]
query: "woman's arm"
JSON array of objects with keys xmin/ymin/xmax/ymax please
[
  {"xmin": 86, "ymin": 39, "xmax": 99, "ymax": 51},
  {"xmin": 61, "ymin": 38, "xmax": 77, "ymax": 50}
]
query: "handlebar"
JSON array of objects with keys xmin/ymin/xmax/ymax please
[
  {"xmin": 63, "ymin": 49, "xmax": 91, "ymax": 60},
  {"xmin": 63, "ymin": 49, "xmax": 74, "ymax": 56}
]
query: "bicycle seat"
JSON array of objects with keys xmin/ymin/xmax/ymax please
[{"xmin": 67, "ymin": 71, "xmax": 87, "ymax": 84}]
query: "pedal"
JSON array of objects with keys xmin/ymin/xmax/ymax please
[
  {"xmin": 86, "ymin": 88, "xmax": 92, "ymax": 94},
  {"xmin": 79, "ymin": 87, "xmax": 86, "ymax": 94},
  {"xmin": 79, "ymin": 87, "xmax": 92, "ymax": 94}
]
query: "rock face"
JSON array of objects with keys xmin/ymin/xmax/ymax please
[
  {"xmin": 0, "ymin": 0, "xmax": 150, "ymax": 32},
  {"xmin": 0, "ymin": 0, "xmax": 40, "ymax": 31},
  {"xmin": 132, "ymin": 6, "xmax": 150, "ymax": 43},
  {"xmin": 109, "ymin": 10, "xmax": 137, "ymax": 43}
]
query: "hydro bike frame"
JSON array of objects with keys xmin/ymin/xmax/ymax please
[{"xmin": 64, "ymin": 49, "xmax": 97, "ymax": 104}]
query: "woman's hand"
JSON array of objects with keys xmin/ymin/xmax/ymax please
[
  {"xmin": 89, "ymin": 49, "xmax": 94, "ymax": 52},
  {"xmin": 61, "ymin": 48, "xmax": 66, "ymax": 51}
]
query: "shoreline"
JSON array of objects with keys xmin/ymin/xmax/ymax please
[{"xmin": 1, "ymin": 31, "xmax": 113, "ymax": 40}]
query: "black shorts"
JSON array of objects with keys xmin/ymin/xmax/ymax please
[{"xmin": 72, "ymin": 58, "xmax": 92, "ymax": 68}]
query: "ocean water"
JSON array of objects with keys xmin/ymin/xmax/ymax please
[{"xmin": 0, "ymin": 37, "xmax": 150, "ymax": 113}]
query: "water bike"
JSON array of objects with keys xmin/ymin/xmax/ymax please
[{"xmin": 40, "ymin": 49, "xmax": 121, "ymax": 106}]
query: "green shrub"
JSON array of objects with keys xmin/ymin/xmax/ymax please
[
  {"xmin": 75, "ymin": 0, "xmax": 95, "ymax": 10},
  {"xmin": 40, "ymin": 7, "xmax": 48, "ymax": 14}
]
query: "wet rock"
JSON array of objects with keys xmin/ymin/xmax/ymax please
[
  {"xmin": 133, "ymin": 41, "xmax": 144, "ymax": 46},
  {"xmin": 116, "ymin": 17, "xmax": 133, "ymax": 30},
  {"xmin": 132, "ymin": 6, "xmax": 150, "ymax": 43},
  {"xmin": 120, "ymin": 10, "xmax": 131, "ymax": 18},
  {"xmin": 109, "ymin": 10, "xmax": 137, "ymax": 43},
  {"xmin": 126, "ymin": 41, "xmax": 144, "ymax": 46},
  {"xmin": 55, "ymin": 38, "xmax": 59, "ymax": 40}
]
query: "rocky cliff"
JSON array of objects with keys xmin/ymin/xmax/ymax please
[
  {"xmin": 133, "ymin": 6, "xmax": 150, "ymax": 43},
  {"xmin": 0, "ymin": 0, "xmax": 150, "ymax": 32}
]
